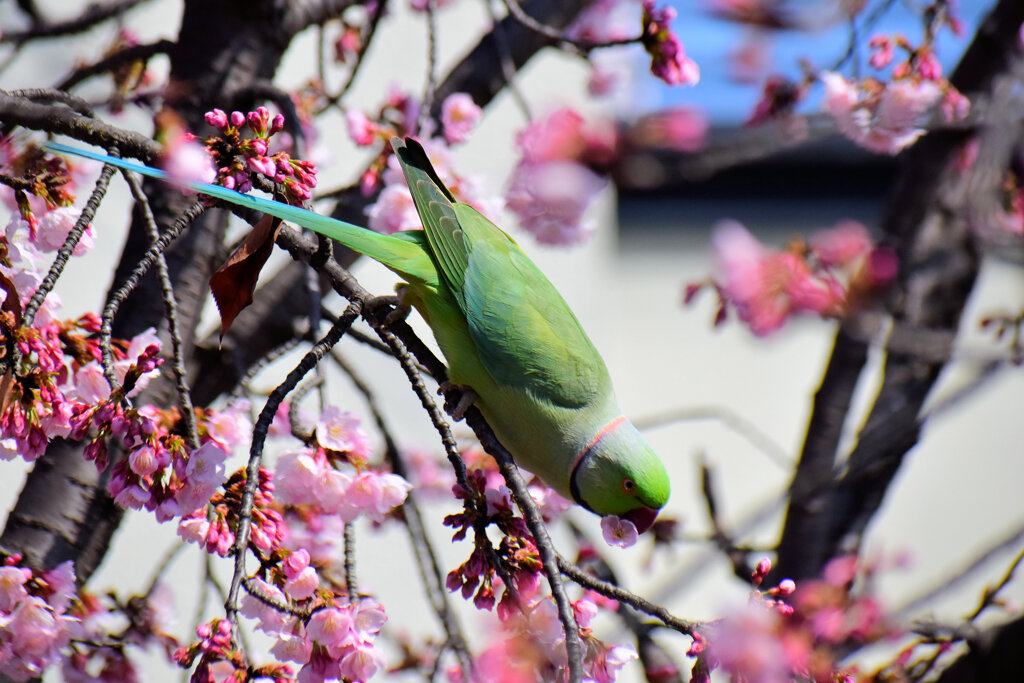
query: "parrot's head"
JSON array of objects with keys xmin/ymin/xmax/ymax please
[{"xmin": 569, "ymin": 418, "xmax": 670, "ymax": 533}]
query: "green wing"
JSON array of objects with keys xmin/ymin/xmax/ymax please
[
  {"xmin": 457, "ymin": 206, "xmax": 611, "ymax": 408},
  {"xmin": 392, "ymin": 138, "xmax": 611, "ymax": 408}
]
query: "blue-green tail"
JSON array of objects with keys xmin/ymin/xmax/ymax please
[{"xmin": 44, "ymin": 141, "xmax": 435, "ymax": 281}]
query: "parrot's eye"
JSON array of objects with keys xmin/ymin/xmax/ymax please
[{"xmin": 622, "ymin": 478, "xmax": 636, "ymax": 493}]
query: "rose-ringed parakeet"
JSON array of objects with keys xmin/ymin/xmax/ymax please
[{"xmin": 46, "ymin": 138, "xmax": 670, "ymax": 532}]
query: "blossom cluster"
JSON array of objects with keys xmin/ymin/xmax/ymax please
[
  {"xmin": 240, "ymin": 583, "xmax": 388, "ymax": 682},
  {"xmin": 641, "ymin": 1, "xmax": 700, "ymax": 86},
  {"xmin": 345, "ymin": 88, "xmax": 496, "ymax": 237},
  {"xmin": 690, "ymin": 556, "xmax": 884, "ymax": 682},
  {"xmin": 506, "ymin": 108, "xmax": 615, "ymax": 245},
  {"xmin": 689, "ymin": 220, "xmax": 898, "ymax": 335},
  {"xmin": 821, "ymin": 29, "xmax": 969, "ymax": 154},
  {"xmin": 443, "ymin": 468, "xmax": 542, "ymax": 617},
  {"xmin": 167, "ymin": 106, "xmax": 319, "ymax": 202},
  {"xmin": 0, "ymin": 558, "xmax": 79, "ymax": 681},
  {"xmin": 446, "ymin": 594, "xmax": 638, "ymax": 683},
  {"xmin": 174, "ymin": 618, "xmax": 292, "ymax": 683},
  {"xmin": 273, "ymin": 406, "xmax": 412, "ymax": 526},
  {"xmin": 440, "ymin": 467, "xmax": 638, "ymax": 681},
  {"xmin": 0, "ymin": 556, "xmax": 178, "ymax": 682}
]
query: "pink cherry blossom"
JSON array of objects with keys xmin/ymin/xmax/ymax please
[
  {"xmin": 506, "ymin": 159, "xmax": 606, "ymax": 245},
  {"xmin": 568, "ymin": 0, "xmax": 636, "ymax": 43},
  {"xmin": 317, "ymin": 468, "xmax": 354, "ymax": 515},
  {"xmin": 441, "ymin": 93, "xmax": 482, "ymax": 144},
  {"xmin": 572, "ymin": 598, "xmax": 599, "ymax": 630},
  {"xmin": 349, "ymin": 598, "xmax": 387, "ymax": 643},
  {"xmin": 283, "ymin": 510, "xmax": 344, "ymax": 566},
  {"xmin": 346, "ymin": 110, "xmax": 377, "ymax": 146},
  {"xmin": 593, "ymin": 644, "xmax": 638, "ymax": 683},
  {"xmin": 41, "ymin": 562, "xmax": 75, "ymax": 614},
  {"xmin": 240, "ymin": 579, "xmax": 294, "ymax": 634},
  {"xmin": 628, "ymin": 107, "xmax": 708, "ymax": 152},
  {"xmin": 128, "ymin": 444, "xmax": 160, "ymax": 477},
  {"xmin": 36, "ymin": 207, "xmax": 93, "ymax": 255},
  {"xmin": 810, "ymin": 220, "xmax": 871, "ymax": 267},
  {"xmin": 341, "ymin": 471, "xmax": 411, "ymax": 522},
  {"xmin": 366, "ymin": 184, "xmax": 419, "ymax": 234},
  {"xmin": 642, "ymin": 1, "xmax": 700, "ymax": 86},
  {"xmin": 283, "ymin": 549, "xmax": 319, "ymax": 601},
  {"xmin": 315, "ymin": 407, "xmax": 370, "ymax": 459},
  {"xmin": 176, "ymin": 441, "xmax": 227, "ymax": 513},
  {"xmin": 270, "ymin": 630, "xmax": 313, "ymax": 664},
  {"xmin": 403, "ymin": 448, "xmax": 456, "ymax": 499},
  {"xmin": 712, "ymin": 221, "xmax": 821, "ymax": 334},
  {"xmin": 516, "ymin": 108, "xmax": 587, "ymax": 163},
  {"xmin": 601, "ymin": 515, "xmax": 639, "ymax": 548},
  {"xmin": 176, "ymin": 512, "xmax": 210, "ymax": 545},
  {"xmin": 275, "ymin": 450, "xmax": 327, "ymax": 506},
  {"xmin": 306, "ymin": 605, "xmax": 353, "ymax": 658},
  {"xmin": 334, "ymin": 25, "xmax": 362, "ymax": 63},
  {"xmin": 339, "ymin": 642, "xmax": 384, "ymax": 681},
  {"xmin": 822, "ymin": 71, "xmax": 942, "ymax": 154},
  {"xmin": 163, "ymin": 138, "xmax": 217, "ymax": 185},
  {"xmin": 204, "ymin": 400, "xmax": 251, "ymax": 450},
  {"xmin": 0, "ymin": 566, "xmax": 31, "ymax": 611},
  {"xmin": 705, "ymin": 602, "xmax": 802, "ymax": 683}
]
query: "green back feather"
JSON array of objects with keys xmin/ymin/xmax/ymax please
[{"xmin": 391, "ymin": 138, "xmax": 612, "ymax": 409}]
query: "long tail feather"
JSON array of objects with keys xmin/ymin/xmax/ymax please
[{"xmin": 44, "ymin": 141, "xmax": 435, "ymax": 280}]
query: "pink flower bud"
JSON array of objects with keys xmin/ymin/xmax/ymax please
[{"xmin": 204, "ymin": 109, "xmax": 228, "ymax": 130}]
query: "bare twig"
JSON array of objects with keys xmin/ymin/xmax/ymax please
[
  {"xmin": 557, "ymin": 555, "xmax": 698, "ymax": 636},
  {"xmin": 635, "ymin": 405, "xmax": 792, "ymax": 469},
  {"xmin": 1, "ymin": 0, "xmax": 151, "ymax": 45},
  {"xmin": 331, "ymin": 348, "xmax": 473, "ymax": 674},
  {"xmin": 420, "ymin": 0, "xmax": 439, "ymax": 135},
  {"xmin": 343, "ymin": 522, "xmax": 358, "ymax": 602},
  {"xmin": 501, "ymin": 0, "xmax": 638, "ymax": 52},
  {"xmin": 23, "ymin": 159, "xmax": 117, "ymax": 327},
  {"xmin": 700, "ymin": 457, "xmax": 753, "ymax": 580},
  {"xmin": 893, "ymin": 520, "xmax": 1024, "ymax": 621},
  {"xmin": 464, "ymin": 406, "xmax": 584, "ymax": 683},
  {"xmin": 224, "ymin": 303, "xmax": 361, "ymax": 635},
  {"xmin": 122, "ymin": 170, "xmax": 199, "ymax": 449},
  {"xmin": 374, "ymin": 324, "xmax": 469, "ymax": 489},
  {"xmin": 57, "ymin": 40, "xmax": 174, "ymax": 91},
  {"xmin": 99, "ymin": 199, "xmax": 207, "ymax": 392}
]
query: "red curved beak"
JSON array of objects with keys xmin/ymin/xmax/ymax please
[{"xmin": 624, "ymin": 506, "xmax": 660, "ymax": 534}]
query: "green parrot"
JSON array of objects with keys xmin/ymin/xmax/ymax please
[{"xmin": 46, "ymin": 138, "xmax": 670, "ymax": 532}]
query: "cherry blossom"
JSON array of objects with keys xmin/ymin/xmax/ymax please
[
  {"xmin": 366, "ymin": 183, "xmax": 419, "ymax": 234},
  {"xmin": 506, "ymin": 159, "xmax": 606, "ymax": 245},
  {"xmin": 694, "ymin": 219, "xmax": 896, "ymax": 335},
  {"xmin": 162, "ymin": 138, "xmax": 217, "ymax": 185},
  {"xmin": 346, "ymin": 109, "xmax": 378, "ymax": 146},
  {"xmin": 641, "ymin": 1, "xmax": 700, "ymax": 86},
  {"xmin": 35, "ymin": 206, "xmax": 93, "ymax": 255},
  {"xmin": 601, "ymin": 515, "xmax": 639, "ymax": 548},
  {"xmin": 440, "ymin": 93, "xmax": 482, "ymax": 144},
  {"xmin": 315, "ymin": 406, "xmax": 371, "ymax": 460}
]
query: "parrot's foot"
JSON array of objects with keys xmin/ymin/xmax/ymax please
[
  {"xmin": 366, "ymin": 295, "xmax": 410, "ymax": 326},
  {"xmin": 439, "ymin": 382, "xmax": 476, "ymax": 421},
  {"xmin": 384, "ymin": 304, "xmax": 411, "ymax": 326}
]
